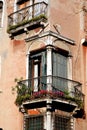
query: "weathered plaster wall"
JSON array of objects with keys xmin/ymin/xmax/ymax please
[
  {"xmin": 0, "ymin": 0, "xmax": 87, "ymax": 130},
  {"xmin": 0, "ymin": 1, "xmax": 26, "ymax": 130}
]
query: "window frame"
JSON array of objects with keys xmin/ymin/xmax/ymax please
[
  {"xmin": 54, "ymin": 114, "xmax": 72, "ymax": 130},
  {"xmin": 25, "ymin": 115, "xmax": 44, "ymax": 130},
  {"xmin": 52, "ymin": 47, "xmax": 69, "ymax": 78},
  {"xmin": 52, "ymin": 48, "xmax": 69, "ymax": 91},
  {"xmin": 27, "ymin": 45, "xmax": 72, "ymax": 93},
  {"xmin": 17, "ymin": 0, "xmax": 29, "ymax": 5},
  {"xmin": 14, "ymin": 0, "xmax": 32, "ymax": 12},
  {"xmin": 29, "ymin": 48, "xmax": 47, "ymax": 91},
  {"xmin": 0, "ymin": 0, "xmax": 4, "ymax": 28}
]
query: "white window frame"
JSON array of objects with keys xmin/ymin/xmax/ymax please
[
  {"xmin": 34, "ymin": 63, "xmax": 39, "ymax": 92},
  {"xmin": 0, "ymin": 0, "xmax": 5, "ymax": 28}
]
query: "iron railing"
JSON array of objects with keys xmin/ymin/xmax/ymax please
[
  {"xmin": 8, "ymin": 2, "xmax": 48, "ymax": 27},
  {"xmin": 18, "ymin": 75, "xmax": 84, "ymax": 105}
]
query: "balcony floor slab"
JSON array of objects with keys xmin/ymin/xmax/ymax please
[{"xmin": 23, "ymin": 97, "xmax": 77, "ymax": 112}]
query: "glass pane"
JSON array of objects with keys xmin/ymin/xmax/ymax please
[
  {"xmin": 25, "ymin": 116, "xmax": 43, "ymax": 130},
  {"xmin": 34, "ymin": 64, "xmax": 38, "ymax": 92},
  {"xmin": 54, "ymin": 115, "xmax": 71, "ymax": 130},
  {"xmin": 41, "ymin": 52, "xmax": 47, "ymax": 90},
  {"xmin": 53, "ymin": 52, "xmax": 68, "ymax": 91},
  {"xmin": 29, "ymin": 51, "xmax": 47, "ymax": 91}
]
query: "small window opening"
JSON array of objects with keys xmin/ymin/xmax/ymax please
[
  {"xmin": 25, "ymin": 115, "xmax": 44, "ymax": 130},
  {"xmin": 17, "ymin": 0, "xmax": 29, "ymax": 5},
  {"xmin": 17, "ymin": 0, "xmax": 30, "ymax": 9},
  {"xmin": 54, "ymin": 115, "xmax": 72, "ymax": 130},
  {"xmin": 0, "ymin": 1, "xmax": 3, "ymax": 27}
]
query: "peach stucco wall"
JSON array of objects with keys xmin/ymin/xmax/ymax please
[
  {"xmin": 0, "ymin": 38, "xmax": 26, "ymax": 130},
  {"xmin": 0, "ymin": 0, "xmax": 87, "ymax": 130}
]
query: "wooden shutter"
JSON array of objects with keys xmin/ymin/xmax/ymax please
[
  {"xmin": 41, "ymin": 51, "xmax": 47, "ymax": 90},
  {"xmin": 53, "ymin": 52, "xmax": 68, "ymax": 91}
]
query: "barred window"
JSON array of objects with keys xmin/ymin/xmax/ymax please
[
  {"xmin": 25, "ymin": 115, "xmax": 44, "ymax": 130},
  {"xmin": 54, "ymin": 115, "xmax": 72, "ymax": 130}
]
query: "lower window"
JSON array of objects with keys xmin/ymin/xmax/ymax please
[
  {"xmin": 54, "ymin": 115, "xmax": 72, "ymax": 130},
  {"xmin": 25, "ymin": 115, "xmax": 44, "ymax": 130}
]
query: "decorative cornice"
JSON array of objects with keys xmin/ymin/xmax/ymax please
[{"xmin": 25, "ymin": 30, "xmax": 75, "ymax": 45}]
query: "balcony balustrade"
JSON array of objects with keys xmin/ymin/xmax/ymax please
[
  {"xmin": 7, "ymin": 2, "xmax": 48, "ymax": 37},
  {"xmin": 17, "ymin": 75, "xmax": 84, "ymax": 114}
]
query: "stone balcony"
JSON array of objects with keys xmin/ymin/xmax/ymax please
[
  {"xmin": 7, "ymin": 2, "xmax": 48, "ymax": 38},
  {"xmin": 16, "ymin": 75, "xmax": 85, "ymax": 118}
]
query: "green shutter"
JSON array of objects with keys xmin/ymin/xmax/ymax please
[
  {"xmin": 29, "ymin": 58, "xmax": 32, "ymax": 78},
  {"xmin": 41, "ymin": 51, "xmax": 47, "ymax": 90},
  {"xmin": 53, "ymin": 52, "xmax": 68, "ymax": 91}
]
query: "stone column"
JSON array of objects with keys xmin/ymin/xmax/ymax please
[
  {"xmin": 46, "ymin": 99, "xmax": 52, "ymax": 130},
  {"xmin": 46, "ymin": 45, "xmax": 52, "ymax": 91}
]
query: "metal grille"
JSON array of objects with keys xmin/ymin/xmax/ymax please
[
  {"xmin": 8, "ymin": 2, "xmax": 48, "ymax": 27},
  {"xmin": 19, "ymin": 75, "xmax": 84, "ymax": 103},
  {"xmin": 54, "ymin": 115, "xmax": 72, "ymax": 130},
  {"xmin": 25, "ymin": 115, "xmax": 44, "ymax": 130}
]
